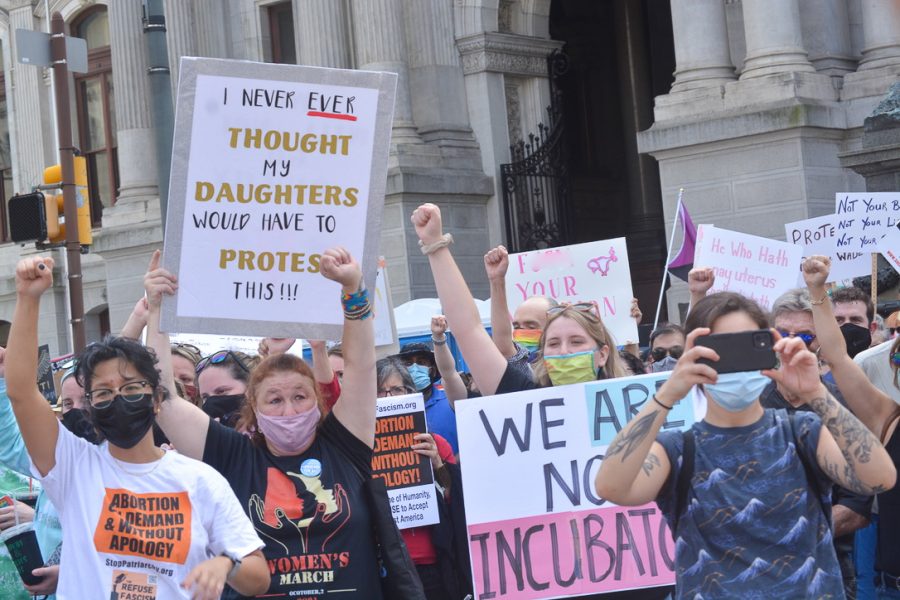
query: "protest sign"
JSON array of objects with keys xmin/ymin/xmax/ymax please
[
  {"xmin": 693, "ymin": 225, "xmax": 802, "ymax": 309},
  {"xmin": 505, "ymin": 239, "xmax": 639, "ymax": 346},
  {"xmin": 168, "ymin": 332, "xmax": 261, "ymax": 358},
  {"xmin": 456, "ymin": 373, "xmax": 694, "ymax": 599},
  {"xmin": 834, "ymin": 193, "xmax": 899, "ymax": 276},
  {"xmin": 883, "ymin": 223, "xmax": 900, "ymax": 274},
  {"xmin": 784, "ymin": 214, "xmax": 863, "ymax": 282},
  {"xmin": 161, "ymin": 58, "xmax": 397, "ymax": 340},
  {"xmin": 373, "ymin": 394, "xmax": 439, "ymax": 529},
  {"xmin": 37, "ymin": 345, "xmax": 56, "ymax": 404},
  {"xmin": 373, "ymin": 257, "xmax": 398, "ymax": 352}
]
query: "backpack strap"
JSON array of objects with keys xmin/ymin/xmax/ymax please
[
  {"xmin": 789, "ymin": 412, "xmax": 831, "ymax": 524},
  {"xmin": 672, "ymin": 429, "xmax": 695, "ymax": 535}
]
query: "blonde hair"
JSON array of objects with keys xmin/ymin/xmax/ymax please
[{"xmin": 531, "ymin": 307, "xmax": 627, "ymax": 386}]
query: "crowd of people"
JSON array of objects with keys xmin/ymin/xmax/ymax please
[{"xmin": 0, "ymin": 201, "xmax": 895, "ymax": 599}]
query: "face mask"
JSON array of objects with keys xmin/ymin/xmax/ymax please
[
  {"xmin": 513, "ymin": 329, "xmax": 542, "ymax": 353},
  {"xmin": 61, "ymin": 408, "xmax": 101, "ymax": 444},
  {"xmin": 543, "ymin": 350, "xmax": 598, "ymax": 386},
  {"xmin": 256, "ymin": 405, "xmax": 320, "ymax": 455},
  {"xmin": 183, "ymin": 384, "xmax": 200, "ymax": 404},
  {"xmin": 90, "ymin": 394, "xmax": 156, "ymax": 449},
  {"xmin": 202, "ymin": 394, "xmax": 244, "ymax": 420},
  {"xmin": 840, "ymin": 323, "xmax": 871, "ymax": 358},
  {"xmin": 407, "ymin": 364, "xmax": 433, "ymax": 392},
  {"xmin": 651, "ymin": 355, "xmax": 679, "ymax": 373},
  {"xmin": 704, "ymin": 371, "xmax": 770, "ymax": 413}
]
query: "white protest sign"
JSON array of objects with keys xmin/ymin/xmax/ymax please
[
  {"xmin": 168, "ymin": 332, "xmax": 261, "ymax": 357},
  {"xmin": 693, "ymin": 225, "xmax": 803, "ymax": 309},
  {"xmin": 784, "ymin": 214, "xmax": 863, "ymax": 282},
  {"xmin": 373, "ymin": 257, "xmax": 398, "ymax": 350},
  {"xmin": 882, "ymin": 224, "xmax": 900, "ymax": 274},
  {"xmin": 505, "ymin": 239, "xmax": 639, "ymax": 346},
  {"xmin": 456, "ymin": 373, "xmax": 694, "ymax": 598},
  {"xmin": 834, "ymin": 193, "xmax": 900, "ymax": 276},
  {"xmin": 373, "ymin": 394, "xmax": 439, "ymax": 529},
  {"xmin": 161, "ymin": 58, "xmax": 397, "ymax": 339}
]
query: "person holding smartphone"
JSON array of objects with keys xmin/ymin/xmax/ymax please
[{"xmin": 595, "ymin": 291, "xmax": 896, "ymax": 599}]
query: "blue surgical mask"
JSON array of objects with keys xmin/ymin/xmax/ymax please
[
  {"xmin": 651, "ymin": 356, "xmax": 679, "ymax": 373},
  {"xmin": 407, "ymin": 364, "xmax": 432, "ymax": 391},
  {"xmin": 704, "ymin": 371, "xmax": 770, "ymax": 412}
]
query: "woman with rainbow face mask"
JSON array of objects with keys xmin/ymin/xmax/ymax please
[{"xmin": 410, "ymin": 203, "xmax": 627, "ymax": 398}]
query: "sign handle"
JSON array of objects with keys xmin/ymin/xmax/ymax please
[{"xmin": 871, "ymin": 252, "xmax": 878, "ymax": 308}]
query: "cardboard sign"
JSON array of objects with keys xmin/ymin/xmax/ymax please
[
  {"xmin": 161, "ymin": 58, "xmax": 397, "ymax": 339},
  {"xmin": 834, "ymin": 193, "xmax": 899, "ymax": 276},
  {"xmin": 373, "ymin": 394, "xmax": 439, "ymax": 529},
  {"xmin": 373, "ymin": 257, "xmax": 398, "ymax": 352},
  {"xmin": 784, "ymin": 214, "xmax": 864, "ymax": 282},
  {"xmin": 693, "ymin": 225, "xmax": 803, "ymax": 310},
  {"xmin": 505, "ymin": 239, "xmax": 639, "ymax": 346},
  {"xmin": 37, "ymin": 345, "xmax": 56, "ymax": 404},
  {"xmin": 455, "ymin": 373, "xmax": 693, "ymax": 599}
]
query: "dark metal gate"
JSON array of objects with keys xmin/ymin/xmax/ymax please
[{"xmin": 500, "ymin": 50, "xmax": 571, "ymax": 252}]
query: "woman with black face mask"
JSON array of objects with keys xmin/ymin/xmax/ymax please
[{"xmin": 5, "ymin": 256, "xmax": 270, "ymax": 600}]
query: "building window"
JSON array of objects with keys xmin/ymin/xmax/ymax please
[
  {"xmin": 72, "ymin": 6, "xmax": 117, "ymax": 225},
  {"xmin": 268, "ymin": 2, "xmax": 296, "ymax": 64}
]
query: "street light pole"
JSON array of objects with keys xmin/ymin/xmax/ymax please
[{"xmin": 142, "ymin": 0, "xmax": 174, "ymax": 233}]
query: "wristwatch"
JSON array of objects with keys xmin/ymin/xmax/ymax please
[{"xmin": 221, "ymin": 552, "xmax": 242, "ymax": 580}]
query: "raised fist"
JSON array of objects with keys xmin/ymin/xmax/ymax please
[
  {"xmin": 410, "ymin": 203, "xmax": 443, "ymax": 246},
  {"xmin": 15, "ymin": 257, "xmax": 54, "ymax": 298},
  {"xmin": 320, "ymin": 247, "xmax": 362, "ymax": 292},
  {"xmin": 484, "ymin": 246, "xmax": 509, "ymax": 282}
]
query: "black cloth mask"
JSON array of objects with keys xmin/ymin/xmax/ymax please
[
  {"xmin": 202, "ymin": 394, "xmax": 244, "ymax": 429},
  {"xmin": 90, "ymin": 394, "xmax": 156, "ymax": 449},
  {"xmin": 840, "ymin": 322, "xmax": 871, "ymax": 359},
  {"xmin": 61, "ymin": 408, "xmax": 101, "ymax": 445}
]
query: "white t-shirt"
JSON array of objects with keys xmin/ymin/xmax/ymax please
[
  {"xmin": 32, "ymin": 422, "xmax": 264, "ymax": 599},
  {"xmin": 854, "ymin": 339, "xmax": 900, "ymax": 404}
]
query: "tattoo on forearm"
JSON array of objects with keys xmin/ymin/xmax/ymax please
[
  {"xmin": 809, "ymin": 394, "xmax": 885, "ymax": 494},
  {"xmin": 605, "ymin": 410, "xmax": 661, "ymax": 463},
  {"xmin": 642, "ymin": 453, "xmax": 660, "ymax": 477}
]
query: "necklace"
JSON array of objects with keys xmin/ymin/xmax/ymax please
[{"xmin": 108, "ymin": 449, "xmax": 166, "ymax": 477}]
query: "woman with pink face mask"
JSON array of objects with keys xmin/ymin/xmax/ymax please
[{"xmin": 142, "ymin": 247, "xmax": 387, "ymax": 599}]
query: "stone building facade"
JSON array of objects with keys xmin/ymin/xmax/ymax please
[{"xmin": 0, "ymin": 0, "xmax": 895, "ymax": 355}]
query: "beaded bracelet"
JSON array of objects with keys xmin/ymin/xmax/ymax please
[
  {"xmin": 810, "ymin": 291, "xmax": 829, "ymax": 306},
  {"xmin": 431, "ymin": 336, "xmax": 448, "ymax": 346},
  {"xmin": 342, "ymin": 287, "xmax": 373, "ymax": 320}
]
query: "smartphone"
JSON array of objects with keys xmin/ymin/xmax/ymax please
[{"xmin": 695, "ymin": 329, "xmax": 777, "ymax": 373}]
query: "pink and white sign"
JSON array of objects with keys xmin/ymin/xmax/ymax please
[
  {"xmin": 455, "ymin": 374, "xmax": 695, "ymax": 599},
  {"xmin": 693, "ymin": 225, "xmax": 803, "ymax": 310},
  {"xmin": 505, "ymin": 239, "xmax": 639, "ymax": 346}
]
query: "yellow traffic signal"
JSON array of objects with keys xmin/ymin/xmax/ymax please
[{"xmin": 43, "ymin": 157, "xmax": 92, "ymax": 246}]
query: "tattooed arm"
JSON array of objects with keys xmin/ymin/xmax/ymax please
[
  {"xmin": 764, "ymin": 331, "xmax": 896, "ymax": 496},
  {"xmin": 596, "ymin": 327, "xmax": 719, "ymax": 505},
  {"xmin": 810, "ymin": 391, "xmax": 895, "ymax": 495}
]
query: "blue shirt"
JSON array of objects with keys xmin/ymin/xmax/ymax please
[
  {"xmin": 656, "ymin": 409, "xmax": 843, "ymax": 599},
  {"xmin": 424, "ymin": 384, "xmax": 459, "ymax": 454}
]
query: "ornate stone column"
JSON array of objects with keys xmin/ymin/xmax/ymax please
[
  {"xmin": 403, "ymin": 0, "xmax": 475, "ymax": 143},
  {"xmin": 856, "ymin": 0, "xmax": 900, "ymax": 71},
  {"xmin": 194, "ymin": 0, "xmax": 228, "ymax": 58},
  {"xmin": 8, "ymin": 2, "xmax": 48, "ymax": 192},
  {"xmin": 350, "ymin": 0, "xmax": 419, "ymax": 143},
  {"xmin": 739, "ymin": 0, "xmax": 815, "ymax": 79},
  {"xmin": 293, "ymin": 0, "xmax": 351, "ymax": 68},
  {"xmin": 798, "ymin": 0, "xmax": 856, "ymax": 74},
  {"xmin": 669, "ymin": 0, "xmax": 736, "ymax": 92},
  {"xmin": 164, "ymin": 0, "xmax": 196, "ymax": 92},
  {"xmin": 108, "ymin": 0, "xmax": 159, "ymax": 207}
]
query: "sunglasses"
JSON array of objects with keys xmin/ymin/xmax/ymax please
[
  {"xmin": 651, "ymin": 346, "xmax": 683, "ymax": 362},
  {"xmin": 171, "ymin": 342, "xmax": 202, "ymax": 364},
  {"xmin": 547, "ymin": 301, "xmax": 601, "ymax": 321},
  {"xmin": 196, "ymin": 350, "xmax": 250, "ymax": 375},
  {"xmin": 777, "ymin": 330, "xmax": 817, "ymax": 346}
]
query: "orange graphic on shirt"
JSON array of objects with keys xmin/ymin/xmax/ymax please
[
  {"xmin": 260, "ymin": 468, "xmax": 305, "ymax": 526},
  {"xmin": 94, "ymin": 488, "xmax": 191, "ymax": 565}
]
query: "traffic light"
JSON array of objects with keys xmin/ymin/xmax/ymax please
[
  {"xmin": 42, "ymin": 156, "xmax": 92, "ymax": 246},
  {"xmin": 7, "ymin": 191, "xmax": 49, "ymax": 243}
]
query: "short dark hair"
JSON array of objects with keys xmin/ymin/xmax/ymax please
[
  {"xmin": 618, "ymin": 350, "xmax": 646, "ymax": 376},
  {"xmin": 685, "ymin": 292, "xmax": 769, "ymax": 333},
  {"xmin": 831, "ymin": 286, "xmax": 874, "ymax": 324},
  {"xmin": 649, "ymin": 323, "xmax": 685, "ymax": 348},
  {"xmin": 75, "ymin": 335, "xmax": 161, "ymax": 395}
]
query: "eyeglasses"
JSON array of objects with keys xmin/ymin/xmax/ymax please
[
  {"xmin": 377, "ymin": 385, "xmax": 412, "ymax": 398},
  {"xmin": 547, "ymin": 301, "xmax": 601, "ymax": 321},
  {"xmin": 171, "ymin": 343, "xmax": 202, "ymax": 365},
  {"xmin": 196, "ymin": 350, "xmax": 250, "ymax": 375},
  {"xmin": 87, "ymin": 381, "xmax": 152, "ymax": 409},
  {"xmin": 651, "ymin": 346, "xmax": 684, "ymax": 362},
  {"xmin": 777, "ymin": 330, "xmax": 817, "ymax": 346}
]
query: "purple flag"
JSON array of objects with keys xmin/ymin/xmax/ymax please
[{"xmin": 667, "ymin": 201, "xmax": 697, "ymax": 282}]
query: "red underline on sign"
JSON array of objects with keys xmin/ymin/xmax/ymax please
[{"xmin": 307, "ymin": 111, "xmax": 358, "ymax": 121}]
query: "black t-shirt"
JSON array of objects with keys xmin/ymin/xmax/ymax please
[
  {"xmin": 495, "ymin": 362, "xmax": 539, "ymax": 394},
  {"xmin": 204, "ymin": 413, "xmax": 383, "ymax": 600}
]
